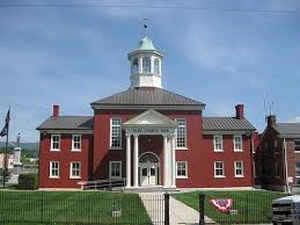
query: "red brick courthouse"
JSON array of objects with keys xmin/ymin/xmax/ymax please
[{"xmin": 37, "ymin": 35, "xmax": 256, "ymax": 190}]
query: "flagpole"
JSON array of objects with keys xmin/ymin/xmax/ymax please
[
  {"xmin": 3, "ymin": 107, "xmax": 10, "ymax": 188},
  {"xmin": 3, "ymin": 120, "xmax": 8, "ymax": 188}
]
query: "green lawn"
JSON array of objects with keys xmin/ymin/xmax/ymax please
[
  {"xmin": 173, "ymin": 190, "xmax": 287, "ymax": 224},
  {"xmin": 0, "ymin": 190, "xmax": 152, "ymax": 225}
]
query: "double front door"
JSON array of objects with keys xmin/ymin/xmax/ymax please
[{"xmin": 140, "ymin": 162, "xmax": 158, "ymax": 186}]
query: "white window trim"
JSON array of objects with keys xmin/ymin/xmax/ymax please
[
  {"xmin": 70, "ymin": 161, "xmax": 81, "ymax": 179},
  {"xmin": 214, "ymin": 161, "xmax": 225, "ymax": 178},
  {"xmin": 109, "ymin": 118, "xmax": 122, "ymax": 150},
  {"xmin": 175, "ymin": 118, "xmax": 188, "ymax": 150},
  {"xmin": 109, "ymin": 161, "xmax": 122, "ymax": 179},
  {"xmin": 233, "ymin": 135, "xmax": 243, "ymax": 152},
  {"xmin": 176, "ymin": 161, "xmax": 188, "ymax": 179},
  {"xmin": 234, "ymin": 161, "xmax": 244, "ymax": 178},
  {"xmin": 295, "ymin": 139, "xmax": 300, "ymax": 153},
  {"xmin": 71, "ymin": 134, "xmax": 82, "ymax": 152},
  {"xmin": 213, "ymin": 135, "xmax": 223, "ymax": 152},
  {"xmin": 49, "ymin": 161, "xmax": 59, "ymax": 179},
  {"xmin": 50, "ymin": 134, "xmax": 61, "ymax": 152}
]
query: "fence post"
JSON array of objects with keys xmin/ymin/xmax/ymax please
[
  {"xmin": 164, "ymin": 193, "xmax": 170, "ymax": 225},
  {"xmin": 199, "ymin": 194, "xmax": 205, "ymax": 225},
  {"xmin": 40, "ymin": 192, "xmax": 44, "ymax": 223}
]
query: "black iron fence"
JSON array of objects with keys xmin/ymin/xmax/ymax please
[
  {"xmin": 198, "ymin": 190, "xmax": 287, "ymax": 224},
  {"xmin": 0, "ymin": 191, "xmax": 168, "ymax": 225}
]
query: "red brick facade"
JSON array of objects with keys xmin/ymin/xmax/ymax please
[
  {"xmin": 255, "ymin": 116, "xmax": 300, "ymax": 191},
  {"xmin": 39, "ymin": 108, "xmax": 255, "ymax": 189}
]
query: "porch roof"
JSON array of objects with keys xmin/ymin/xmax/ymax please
[{"xmin": 123, "ymin": 109, "xmax": 177, "ymax": 128}]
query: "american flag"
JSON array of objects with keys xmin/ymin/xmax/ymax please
[{"xmin": 0, "ymin": 109, "xmax": 10, "ymax": 137}]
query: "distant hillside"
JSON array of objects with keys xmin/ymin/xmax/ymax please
[{"xmin": 0, "ymin": 142, "xmax": 39, "ymax": 151}]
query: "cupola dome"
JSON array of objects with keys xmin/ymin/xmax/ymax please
[{"xmin": 128, "ymin": 36, "xmax": 163, "ymax": 88}]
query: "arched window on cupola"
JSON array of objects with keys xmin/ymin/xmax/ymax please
[
  {"xmin": 131, "ymin": 58, "xmax": 139, "ymax": 74},
  {"xmin": 154, "ymin": 58, "xmax": 160, "ymax": 74},
  {"xmin": 143, "ymin": 56, "xmax": 151, "ymax": 73}
]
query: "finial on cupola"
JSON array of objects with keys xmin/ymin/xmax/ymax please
[{"xmin": 143, "ymin": 18, "xmax": 149, "ymax": 36}]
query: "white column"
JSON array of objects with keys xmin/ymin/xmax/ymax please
[
  {"xmin": 133, "ymin": 135, "xmax": 139, "ymax": 187},
  {"xmin": 171, "ymin": 136, "xmax": 176, "ymax": 188},
  {"xmin": 126, "ymin": 134, "xmax": 131, "ymax": 188},
  {"xmin": 163, "ymin": 135, "xmax": 168, "ymax": 187}
]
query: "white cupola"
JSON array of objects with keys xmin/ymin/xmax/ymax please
[{"xmin": 128, "ymin": 36, "xmax": 163, "ymax": 88}]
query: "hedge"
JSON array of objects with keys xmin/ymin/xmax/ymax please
[{"xmin": 18, "ymin": 173, "xmax": 38, "ymax": 190}]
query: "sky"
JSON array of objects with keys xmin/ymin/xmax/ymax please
[{"xmin": 0, "ymin": 0, "xmax": 300, "ymax": 142}]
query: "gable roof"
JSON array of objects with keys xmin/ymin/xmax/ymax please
[
  {"xmin": 202, "ymin": 117, "xmax": 256, "ymax": 133},
  {"xmin": 274, "ymin": 123, "xmax": 300, "ymax": 138},
  {"xmin": 123, "ymin": 109, "xmax": 177, "ymax": 127},
  {"xmin": 91, "ymin": 87, "xmax": 205, "ymax": 111},
  {"xmin": 37, "ymin": 116, "xmax": 93, "ymax": 130}
]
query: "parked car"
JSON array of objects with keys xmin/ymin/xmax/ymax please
[{"xmin": 272, "ymin": 195, "xmax": 300, "ymax": 225}]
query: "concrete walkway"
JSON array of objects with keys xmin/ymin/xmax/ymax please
[{"xmin": 139, "ymin": 192, "xmax": 215, "ymax": 225}]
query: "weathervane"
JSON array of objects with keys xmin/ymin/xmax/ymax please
[{"xmin": 143, "ymin": 18, "xmax": 149, "ymax": 36}]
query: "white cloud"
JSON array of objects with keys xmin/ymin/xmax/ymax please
[{"xmin": 287, "ymin": 117, "xmax": 300, "ymax": 123}]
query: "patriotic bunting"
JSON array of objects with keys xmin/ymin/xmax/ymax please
[{"xmin": 210, "ymin": 198, "xmax": 233, "ymax": 213}]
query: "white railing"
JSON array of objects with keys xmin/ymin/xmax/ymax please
[{"xmin": 78, "ymin": 178, "xmax": 125, "ymax": 190}]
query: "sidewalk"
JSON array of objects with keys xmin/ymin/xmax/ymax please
[
  {"xmin": 170, "ymin": 196, "xmax": 215, "ymax": 225},
  {"xmin": 139, "ymin": 192, "xmax": 215, "ymax": 225}
]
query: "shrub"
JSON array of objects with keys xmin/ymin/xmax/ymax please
[{"xmin": 18, "ymin": 173, "xmax": 38, "ymax": 190}]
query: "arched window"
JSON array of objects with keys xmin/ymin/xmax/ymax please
[
  {"xmin": 154, "ymin": 58, "xmax": 160, "ymax": 74},
  {"xmin": 143, "ymin": 56, "xmax": 151, "ymax": 73},
  {"xmin": 131, "ymin": 58, "xmax": 139, "ymax": 74}
]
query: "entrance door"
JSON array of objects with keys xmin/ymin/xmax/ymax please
[{"xmin": 140, "ymin": 162, "xmax": 157, "ymax": 186}]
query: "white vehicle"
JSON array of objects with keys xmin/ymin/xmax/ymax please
[{"xmin": 272, "ymin": 195, "xmax": 300, "ymax": 225}]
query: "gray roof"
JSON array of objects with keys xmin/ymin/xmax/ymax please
[
  {"xmin": 37, "ymin": 116, "xmax": 93, "ymax": 130},
  {"xmin": 274, "ymin": 123, "xmax": 300, "ymax": 138},
  {"xmin": 91, "ymin": 87, "xmax": 205, "ymax": 109},
  {"xmin": 202, "ymin": 117, "xmax": 256, "ymax": 131}
]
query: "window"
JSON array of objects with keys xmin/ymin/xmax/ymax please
[
  {"xmin": 176, "ymin": 161, "xmax": 188, "ymax": 178},
  {"xmin": 296, "ymin": 163, "xmax": 300, "ymax": 184},
  {"xmin": 143, "ymin": 56, "xmax": 151, "ymax": 73},
  {"xmin": 295, "ymin": 140, "xmax": 300, "ymax": 152},
  {"xmin": 234, "ymin": 161, "xmax": 244, "ymax": 177},
  {"xmin": 154, "ymin": 58, "xmax": 160, "ymax": 74},
  {"xmin": 274, "ymin": 161, "xmax": 280, "ymax": 177},
  {"xmin": 50, "ymin": 161, "xmax": 59, "ymax": 178},
  {"xmin": 175, "ymin": 119, "xmax": 187, "ymax": 149},
  {"xmin": 214, "ymin": 161, "xmax": 225, "ymax": 178},
  {"xmin": 131, "ymin": 58, "xmax": 139, "ymax": 74},
  {"xmin": 70, "ymin": 162, "xmax": 81, "ymax": 179},
  {"xmin": 109, "ymin": 161, "xmax": 122, "ymax": 179},
  {"xmin": 234, "ymin": 135, "xmax": 243, "ymax": 152},
  {"xmin": 51, "ymin": 135, "xmax": 60, "ymax": 151},
  {"xmin": 110, "ymin": 118, "xmax": 122, "ymax": 149},
  {"xmin": 214, "ymin": 135, "xmax": 223, "ymax": 152},
  {"xmin": 72, "ymin": 135, "xmax": 81, "ymax": 151}
]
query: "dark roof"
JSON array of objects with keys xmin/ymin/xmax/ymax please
[
  {"xmin": 202, "ymin": 117, "xmax": 256, "ymax": 131},
  {"xmin": 37, "ymin": 116, "xmax": 93, "ymax": 130},
  {"xmin": 91, "ymin": 87, "xmax": 205, "ymax": 106},
  {"xmin": 274, "ymin": 123, "xmax": 300, "ymax": 138}
]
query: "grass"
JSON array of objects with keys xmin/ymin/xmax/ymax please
[
  {"xmin": 173, "ymin": 190, "xmax": 287, "ymax": 224},
  {"xmin": 0, "ymin": 190, "xmax": 153, "ymax": 225}
]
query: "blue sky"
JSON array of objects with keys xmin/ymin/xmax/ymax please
[{"xmin": 0, "ymin": 0, "xmax": 300, "ymax": 142}]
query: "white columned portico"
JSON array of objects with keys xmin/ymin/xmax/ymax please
[
  {"xmin": 123, "ymin": 109, "xmax": 177, "ymax": 189},
  {"xmin": 133, "ymin": 134, "xmax": 139, "ymax": 187},
  {"xmin": 171, "ymin": 136, "xmax": 176, "ymax": 188},
  {"xmin": 126, "ymin": 134, "xmax": 131, "ymax": 188},
  {"xmin": 163, "ymin": 135, "xmax": 168, "ymax": 187}
]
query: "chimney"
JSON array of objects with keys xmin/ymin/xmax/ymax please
[
  {"xmin": 235, "ymin": 104, "xmax": 244, "ymax": 119},
  {"xmin": 267, "ymin": 115, "xmax": 276, "ymax": 127},
  {"xmin": 52, "ymin": 105, "xmax": 60, "ymax": 117}
]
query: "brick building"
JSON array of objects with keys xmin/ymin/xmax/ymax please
[
  {"xmin": 37, "ymin": 35, "xmax": 256, "ymax": 190},
  {"xmin": 255, "ymin": 115, "xmax": 300, "ymax": 192}
]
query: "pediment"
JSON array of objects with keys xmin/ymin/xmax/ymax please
[{"xmin": 123, "ymin": 109, "xmax": 176, "ymax": 127}]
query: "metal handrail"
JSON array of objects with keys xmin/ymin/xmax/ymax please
[{"xmin": 78, "ymin": 178, "xmax": 125, "ymax": 190}]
